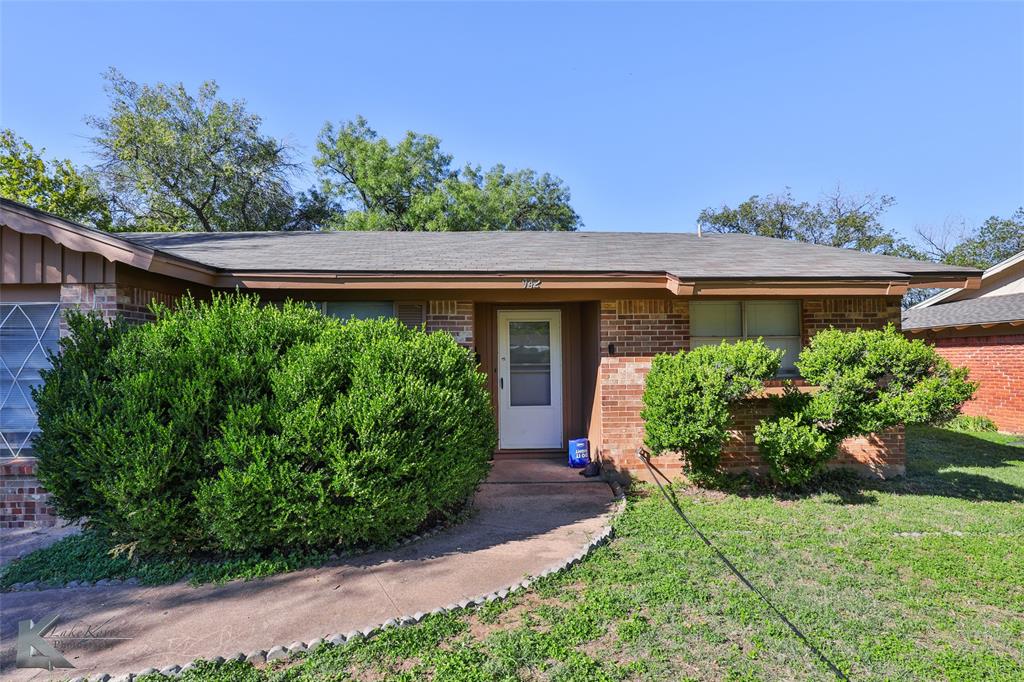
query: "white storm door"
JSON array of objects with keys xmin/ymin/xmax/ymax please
[{"xmin": 497, "ymin": 310, "xmax": 563, "ymax": 450}]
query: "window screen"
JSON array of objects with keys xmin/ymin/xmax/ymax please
[
  {"xmin": 690, "ymin": 300, "xmax": 802, "ymax": 376},
  {"xmin": 0, "ymin": 303, "xmax": 60, "ymax": 458},
  {"xmin": 323, "ymin": 302, "xmax": 395, "ymax": 321}
]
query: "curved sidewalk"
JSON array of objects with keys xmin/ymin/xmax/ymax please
[{"xmin": 0, "ymin": 459, "xmax": 616, "ymax": 680}]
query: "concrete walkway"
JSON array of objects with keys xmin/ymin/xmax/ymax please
[
  {"xmin": 0, "ymin": 459, "xmax": 615, "ymax": 680},
  {"xmin": 0, "ymin": 524, "xmax": 80, "ymax": 567}
]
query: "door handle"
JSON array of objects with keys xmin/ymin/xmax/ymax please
[{"xmin": 500, "ymin": 377, "xmax": 504, "ymax": 389}]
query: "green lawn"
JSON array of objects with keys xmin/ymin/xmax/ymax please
[{"xmin": 133, "ymin": 425, "xmax": 1024, "ymax": 682}]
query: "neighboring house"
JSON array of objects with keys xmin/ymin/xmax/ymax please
[
  {"xmin": 1, "ymin": 199, "xmax": 982, "ymax": 526},
  {"xmin": 904, "ymin": 251, "xmax": 1024, "ymax": 433}
]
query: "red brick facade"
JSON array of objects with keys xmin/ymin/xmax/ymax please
[
  {"xmin": 59, "ymin": 283, "xmax": 177, "ymax": 334},
  {"xmin": 928, "ymin": 334, "xmax": 1024, "ymax": 433},
  {"xmin": 426, "ymin": 300, "xmax": 474, "ymax": 347},
  {"xmin": 2, "ymin": 291, "xmax": 911, "ymax": 527},
  {"xmin": 0, "ymin": 458, "xmax": 55, "ymax": 528},
  {"xmin": 594, "ymin": 296, "xmax": 907, "ymax": 480}
]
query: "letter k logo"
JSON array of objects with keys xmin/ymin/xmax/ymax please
[{"xmin": 16, "ymin": 615, "xmax": 74, "ymax": 670}]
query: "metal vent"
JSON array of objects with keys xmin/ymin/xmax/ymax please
[{"xmin": 395, "ymin": 302, "xmax": 426, "ymax": 328}]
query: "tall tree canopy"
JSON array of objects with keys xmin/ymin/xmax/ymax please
[
  {"xmin": 314, "ymin": 116, "xmax": 580, "ymax": 231},
  {"xmin": 88, "ymin": 69, "xmax": 300, "ymax": 232},
  {"xmin": 0, "ymin": 129, "xmax": 111, "ymax": 228},
  {"xmin": 917, "ymin": 208, "xmax": 1024, "ymax": 270},
  {"xmin": 697, "ymin": 187, "xmax": 915, "ymax": 256}
]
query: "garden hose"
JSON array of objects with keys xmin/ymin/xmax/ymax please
[{"xmin": 636, "ymin": 448, "xmax": 850, "ymax": 681}]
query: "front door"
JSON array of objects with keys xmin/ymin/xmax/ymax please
[{"xmin": 497, "ymin": 309, "xmax": 563, "ymax": 450}]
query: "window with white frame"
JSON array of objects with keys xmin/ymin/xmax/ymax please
[{"xmin": 690, "ymin": 300, "xmax": 802, "ymax": 376}]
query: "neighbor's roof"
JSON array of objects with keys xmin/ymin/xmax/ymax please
[
  {"xmin": 115, "ymin": 230, "xmax": 980, "ymax": 280},
  {"xmin": 910, "ymin": 248, "xmax": 1024, "ymax": 309},
  {"xmin": 902, "ymin": 292, "xmax": 1024, "ymax": 330}
]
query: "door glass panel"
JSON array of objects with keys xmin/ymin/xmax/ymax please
[{"xmin": 509, "ymin": 320, "xmax": 551, "ymax": 406}]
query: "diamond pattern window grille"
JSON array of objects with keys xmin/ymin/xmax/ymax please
[{"xmin": 0, "ymin": 303, "xmax": 60, "ymax": 458}]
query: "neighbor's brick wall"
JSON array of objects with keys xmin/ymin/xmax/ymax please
[
  {"xmin": 0, "ymin": 459, "xmax": 55, "ymax": 529},
  {"xmin": 928, "ymin": 334, "xmax": 1024, "ymax": 433},
  {"xmin": 426, "ymin": 300, "xmax": 474, "ymax": 347},
  {"xmin": 596, "ymin": 296, "xmax": 907, "ymax": 480}
]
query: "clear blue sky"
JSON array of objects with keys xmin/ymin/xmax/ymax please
[{"xmin": 2, "ymin": 1, "xmax": 1022, "ymax": 238}]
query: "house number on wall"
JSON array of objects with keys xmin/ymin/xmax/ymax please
[{"xmin": 522, "ymin": 279, "xmax": 542, "ymax": 289}]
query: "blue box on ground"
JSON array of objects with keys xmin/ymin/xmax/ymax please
[{"xmin": 568, "ymin": 438, "xmax": 590, "ymax": 468}]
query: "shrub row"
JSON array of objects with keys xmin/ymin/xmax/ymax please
[{"xmin": 643, "ymin": 325, "xmax": 976, "ymax": 486}]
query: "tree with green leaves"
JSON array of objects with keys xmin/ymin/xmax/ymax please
[
  {"xmin": 88, "ymin": 69, "xmax": 302, "ymax": 232},
  {"xmin": 0, "ymin": 129, "xmax": 111, "ymax": 228},
  {"xmin": 917, "ymin": 208, "xmax": 1024, "ymax": 270},
  {"xmin": 314, "ymin": 116, "xmax": 580, "ymax": 231},
  {"xmin": 697, "ymin": 187, "xmax": 916, "ymax": 256}
]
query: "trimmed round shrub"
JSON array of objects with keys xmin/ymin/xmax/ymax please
[
  {"xmin": 754, "ymin": 325, "xmax": 976, "ymax": 486},
  {"xmin": 752, "ymin": 413, "xmax": 834, "ymax": 488},
  {"xmin": 35, "ymin": 294, "xmax": 495, "ymax": 556},
  {"xmin": 641, "ymin": 340, "xmax": 782, "ymax": 483}
]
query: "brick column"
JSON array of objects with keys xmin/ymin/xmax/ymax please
[{"xmin": 597, "ymin": 299, "xmax": 688, "ymax": 478}]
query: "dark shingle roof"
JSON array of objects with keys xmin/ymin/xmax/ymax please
[
  {"xmin": 902, "ymin": 292, "xmax": 1024, "ymax": 330},
  {"xmin": 116, "ymin": 230, "xmax": 979, "ymax": 280}
]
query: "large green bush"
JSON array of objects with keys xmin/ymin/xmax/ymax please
[
  {"xmin": 755, "ymin": 325, "xmax": 976, "ymax": 486},
  {"xmin": 641, "ymin": 340, "xmax": 782, "ymax": 482},
  {"xmin": 35, "ymin": 294, "xmax": 495, "ymax": 556},
  {"xmin": 33, "ymin": 311, "xmax": 129, "ymax": 521}
]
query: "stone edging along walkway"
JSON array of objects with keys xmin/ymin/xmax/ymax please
[{"xmin": 44, "ymin": 478, "xmax": 626, "ymax": 682}]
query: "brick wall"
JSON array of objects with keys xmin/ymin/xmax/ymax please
[
  {"xmin": 596, "ymin": 296, "xmax": 907, "ymax": 480},
  {"xmin": 929, "ymin": 334, "xmax": 1024, "ymax": 433},
  {"xmin": 597, "ymin": 300, "xmax": 689, "ymax": 477},
  {"xmin": 0, "ymin": 459, "xmax": 55, "ymax": 528},
  {"xmin": 426, "ymin": 300, "xmax": 474, "ymax": 346},
  {"xmin": 802, "ymin": 296, "xmax": 903, "ymax": 344},
  {"xmin": 59, "ymin": 283, "xmax": 178, "ymax": 333}
]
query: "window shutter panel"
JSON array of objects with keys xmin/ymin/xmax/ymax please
[{"xmin": 395, "ymin": 302, "xmax": 426, "ymax": 328}]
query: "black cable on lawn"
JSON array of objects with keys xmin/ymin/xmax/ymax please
[{"xmin": 636, "ymin": 448, "xmax": 850, "ymax": 681}]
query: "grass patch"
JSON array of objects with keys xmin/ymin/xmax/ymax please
[
  {"xmin": 0, "ymin": 531, "xmax": 340, "ymax": 588},
  {"xmin": 14, "ymin": 426, "xmax": 1024, "ymax": 679},
  {"xmin": 131, "ymin": 426, "xmax": 1024, "ymax": 680},
  {"xmin": 2, "ymin": 510, "xmax": 473, "ymax": 590}
]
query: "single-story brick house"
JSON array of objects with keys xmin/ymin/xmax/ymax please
[
  {"xmin": 1, "ymin": 199, "xmax": 982, "ymax": 526},
  {"xmin": 903, "ymin": 250, "xmax": 1024, "ymax": 433}
]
